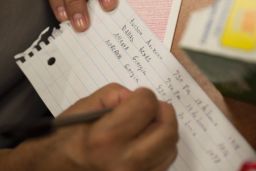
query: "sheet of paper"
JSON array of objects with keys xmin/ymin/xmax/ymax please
[
  {"xmin": 15, "ymin": 0, "xmax": 255, "ymax": 171},
  {"xmin": 128, "ymin": 0, "xmax": 182, "ymax": 48}
]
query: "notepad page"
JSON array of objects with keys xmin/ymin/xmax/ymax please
[{"xmin": 15, "ymin": 0, "xmax": 255, "ymax": 170}]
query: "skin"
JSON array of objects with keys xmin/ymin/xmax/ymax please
[
  {"xmin": 0, "ymin": 84, "xmax": 178, "ymax": 171},
  {"xmin": 49, "ymin": 0, "xmax": 118, "ymax": 32}
]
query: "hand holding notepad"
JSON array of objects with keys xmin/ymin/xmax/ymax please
[
  {"xmin": 49, "ymin": 0, "xmax": 119, "ymax": 32},
  {"xmin": 15, "ymin": 0, "xmax": 255, "ymax": 171},
  {"xmin": 49, "ymin": 0, "xmax": 181, "ymax": 48}
]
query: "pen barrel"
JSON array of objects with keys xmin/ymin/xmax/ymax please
[{"xmin": 53, "ymin": 109, "xmax": 112, "ymax": 128}]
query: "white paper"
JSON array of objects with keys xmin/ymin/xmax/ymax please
[{"xmin": 15, "ymin": 0, "xmax": 255, "ymax": 171}]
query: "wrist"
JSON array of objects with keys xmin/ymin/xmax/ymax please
[{"xmin": 0, "ymin": 136, "xmax": 61, "ymax": 171}]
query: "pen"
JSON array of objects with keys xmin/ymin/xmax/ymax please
[{"xmin": 0, "ymin": 108, "xmax": 112, "ymax": 141}]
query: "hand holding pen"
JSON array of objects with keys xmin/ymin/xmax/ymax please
[{"xmin": 0, "ymin": 84, "xmax": 178, "ymax": 171}]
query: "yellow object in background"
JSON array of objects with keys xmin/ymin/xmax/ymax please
[{"xmin": 221, "ymin": 0, "xmax": 256, "ymax": 51}]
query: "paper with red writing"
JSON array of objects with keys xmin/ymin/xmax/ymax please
[{"xmin": 128, "ymin": 0, "xmax": 182, "ymax": 49}]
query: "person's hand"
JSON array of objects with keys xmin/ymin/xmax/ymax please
[
  {"xmin": 49, "ymin": 0, "xmax": 118, "ymax": 32},
  {"xmin": 2, "ymin": 84, "xmax": 178, "ymax": 171}
]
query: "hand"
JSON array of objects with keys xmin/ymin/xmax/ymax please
[
  {"xmin": 2, "ymin": 84, "xmax": 178, "ymax": 171},
  {"xmin": 49, "ymin": 0, "xmax": 118, "ymax": 32}
]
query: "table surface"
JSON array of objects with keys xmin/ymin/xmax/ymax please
[{"xmin": 171, "ymin": 0, "xmax": 256, "ymax": 149}]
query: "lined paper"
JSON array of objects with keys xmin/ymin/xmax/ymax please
[{"xmin": 15, "ymin": 0, "xmax": 255, "ymax": 171}]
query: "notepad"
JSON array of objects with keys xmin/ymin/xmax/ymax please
[{"xmin": 15, "ymin": 0, "xmax": 255, "ymax": 171}]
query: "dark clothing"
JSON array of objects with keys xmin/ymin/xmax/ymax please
[{"xmin": 0, "ymin": 0, "xmax": 58, "ymax": 147}]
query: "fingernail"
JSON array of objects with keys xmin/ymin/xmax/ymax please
[
  {"xmin": 100, "ymin": 0, "xmax": 118, "ymax": 11},
  {"xmin": 72, "ymin": 13, "xmax": 88, "ymax": 31},
  {"xmin": 57, "ymin": 6, "xmax": 68, "ymax": 21}
]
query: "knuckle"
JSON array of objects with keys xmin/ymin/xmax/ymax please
[
  {"xmin": 94, "ymin": 83, "xmax": 127, "ymax": 106},
  {"xmin": 97, "ymin": 83, "xmax": 126, "ymax": 98},
  {"xmin": 137, "ymin": 88, "xmax": 156, "ymax": 100},
  {"xmin": 104, "ymin": 83, "xmax": 125, "ymax": 92}
]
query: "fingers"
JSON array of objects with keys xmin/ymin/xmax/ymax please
[
  {"xmin": 62, "ymin": 83, "xmax": 131, "ymax": 116},
  {"xmin": 64, "ymin": 0, "xmax": 90, "ymax": 32},
  {"xmin": 58, "ymin": 85, "xmax": 178, "ymax": 171},
  {"xmin": 99, "ymin": 0, "xmax": 118, "ymax": 11},
  {"xmin": 49, "ymin": 0, "xmax": 90, "ymax": 31},
  {"xmin": 49, "ymin": 0, "xmax": 119, "ymax": 32},
  {"xmin": 49, "ymin": 0, "xmax": 68, "ymax": 21},
  {"xmin": 92, "ymin": 88, "xmax": 159, "ymax": 141},
  {"xmin": 153, "ymin": 149, "xmax": 178, "ymax": 171},
  {"xmin": 127, "ymin": 102, "xmax": 178, "ymax": 170}
]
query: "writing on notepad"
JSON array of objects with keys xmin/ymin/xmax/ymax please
[{"xmin": 15, "ymin": 1, "xmax": 255, "ymax": 171}]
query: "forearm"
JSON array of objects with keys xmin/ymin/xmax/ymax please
[
  {"xmin": 0, "ymin": 141, "xmax": 45, "ymax": 171},
  {"xmin": 0, "ymin": 149, "xmax": 11, "ymax": 162},
  {"xmin": 0, "ymin": 138, "xmax": 59, "ymax": 171},
  {"xmin": 0, "ymin": 147, "xmax": 32, "ymax": 171},
  {"xmin": 0, "ymin": 134, "xmax": 86, "ymax": 171}
]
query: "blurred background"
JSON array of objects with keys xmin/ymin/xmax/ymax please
[{"xmin": 172, "ymin": 0, "xmax": 256, "ymax": 149}]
